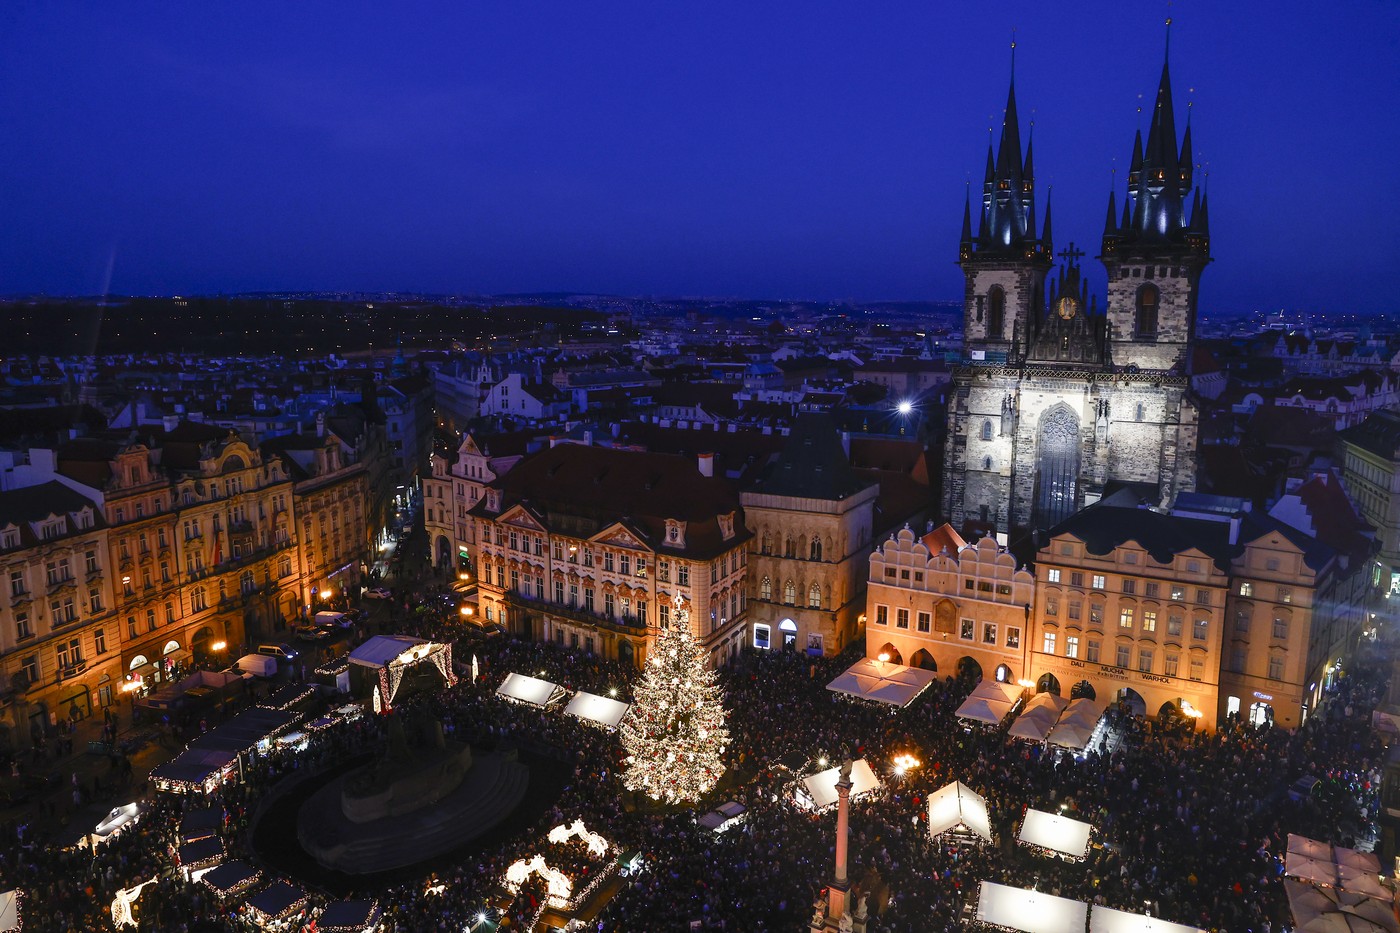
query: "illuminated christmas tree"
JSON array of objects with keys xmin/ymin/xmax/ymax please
[{"xmin": 620, "ymin": 594, "xmax": 730, "ymax": 804}]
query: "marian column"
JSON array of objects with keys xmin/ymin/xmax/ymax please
[{"xmin": 811, "ymin": 759, "xmax": 864, "ymax": 933}]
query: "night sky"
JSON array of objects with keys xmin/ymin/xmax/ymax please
[{"xmin": 2, "ymin": 1, "xmax": 1396, "ymax": 314}]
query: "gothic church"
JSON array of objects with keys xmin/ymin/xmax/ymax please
[{"xmin": 943, "ymin": 44, "xmax": 1210, "ymax": 536}]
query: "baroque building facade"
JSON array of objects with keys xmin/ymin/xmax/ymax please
[{"xmin": 944, "ymin": 53, "xmax": 1209, "ymax": 535}]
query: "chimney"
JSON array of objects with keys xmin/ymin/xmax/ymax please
[
  {"xmin": 698, "ymin": 452, "xmax": 714, "ymax": 478},
  {"xmin": 316, "ymin": 411, "xmax": 325, "ymax": 437},
  {"xmin": 1229, "ymin": 515, "xmax": 1241, "ymax": 545}
]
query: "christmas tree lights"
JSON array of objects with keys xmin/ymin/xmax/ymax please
[{"xmin": 620, "ymin": 594, "xmax": 730, "ymax": 804}]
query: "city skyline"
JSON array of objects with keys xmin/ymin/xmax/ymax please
[{"xmin": 2, "ymin": 1, "xmax": 1397, "ymax": 314}]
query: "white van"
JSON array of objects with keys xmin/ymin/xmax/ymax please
[{"xmin": 233, "ymin": 654, "xmax": 278, "ymax": 679}]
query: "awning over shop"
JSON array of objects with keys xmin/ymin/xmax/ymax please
[
  {"xmin": 795, "ymin": 759, "xmax": 881, "ymax": 811},
  {"xmin": 955, "ymin": 695, "xmax": 1014, "ymax": 725},
  {"xmin": 166, "ymin": 648, "xmax": 193, "ymax": 663},
  {"xmin": 826, "ymin": 657, "xmax": 937, "ymax": 708},
  {"xmin": 927, "ymin": 781, "xmax": 992, "ymax": 843},
  {"xmin": 0, "ymin": 889, "xmax": 19, "ymax": 933},
  {"xmin": 349, "ymin": 635, "xmax": 425, "ymax": 669},
  {"xmin": 187, "ymin": 707, "xmax": 298, "ymax": 756},
  {"xmin": 1018, "ymin": 808, "xmax": 1093, "ymax": 859},
  {"xmin": 564, "ymin": 691, "xmax": 630, "ymax": 729},
  {"xmin": 497, "ymin": 673, "xmax": 566, "ymax": 708},
  {"xmin": 247, "ymin": 880, "xmax": 308, "ymax": 927},
  {"xmin": 200, "ymin": 860, "xmax": 261, "ymax": 898},
  {"xmin": 150, "ymin": 748, "xmax": 239, "ymax": 792},
  {"xmin": 317, "ymin": 900, "xmax": 383, "ymax": 933},
  {"xmin": 975, "ymin": 881, "xmax": 1086, "ymax": 933}
]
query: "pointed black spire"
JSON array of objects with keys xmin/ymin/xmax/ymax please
[
  {"xmin": 1178, "ymin": 119, "xmax": 1194, "ymax": 193},
  {"xmin": 960, "ymin": 187, "xmax": 973, "ymax": 256},
  {"xmin": 1128, "ymin": 130, "xmax": 1144, "ymax": 188},
  {"xmin": 1023, "ymin": 131, "xmax": 1035, "ymax": 186},
  {"xmin": 1103, "ymin": 190, "xmax": 1118, "ymax": 238},
  {"xmin": 1040, "ymin": 188, "xmax": 1053, "ymax": 253},
  {"xmin": 1197, "ymin": 187, "xmax": 1210, "ymax": 236}
]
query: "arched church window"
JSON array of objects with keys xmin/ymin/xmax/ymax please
[
  {"xmin": 987, "ymin": 286, "xmax": 1005, "ymax": 339},
  {"xmin": 760, "ymin": 577, "xmax": 772, "ymax": 600},
  {"xmin": 783, "ymin": 581, "xmax": 796, "ymax": 605},
  {"xmin": 1035, "ymin": 405, "xmax": 1082, "ymax": 528},
  {"xmin": 981, "ymin": 421, "xmax": 993, "ymax": 441},
  {"xmin": 809, "ymin": 538, "xmax": 822, "ymax": 561},
  {"xmin": 784, "ymin": 537, "xmax": 795, "ymax": 558},
  {"xmin": 1135, "ymin": 284, "xmax": 1159, "ymax": 339},
  {"xmin": 808, "ymin": 584, "xmax": 822, "ymax": 608},
  {"xmin": 1135, "ymin": 403, "xmax": 1145, "ymax": 422}
]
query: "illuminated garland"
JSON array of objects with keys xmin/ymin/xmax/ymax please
[{"xmin": 619, "ymin": 594, "xmax": 730, "ymax": 804}]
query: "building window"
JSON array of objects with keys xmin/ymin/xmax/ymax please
[
  {"xmin": 620, "ymin": 555, "xmax": 631, "ymax": 576},
  {"xmin": 1116, "ymin": 644, "xmax": 1130, "ymax": 668},
  {"xmin": 1091, "ymin": 575, "xmax": 1106, "ymax": 590},
  {"xmin": 9, "ymin": 571, "xmax": 24, "ymax": 597},
  {"xmin": 146, "ymin": 609, "xmax": 157, "ymax": 632},
  {"xmin": 21, "ymin": 655, "xmax": 38, "ymax": 685},
  {"xmin": 1164, "ymin": 653, "xmax": 1179, "ymax": 677},
  {"xmin": 1268, "ymin": 655, "xmax": 1284, "ymax": 680},
  {"xmin": 1144, "ymin": 582, "xmax": 1159, "ymax": 598},
  {"xmin": 1065, "ymin": 635, "xmax": 1079, "ymax": 659},
  {"xmin": 874, "ymin": 605, "xmax": 888, "ymax": 626},
  {"xmin": 917, "ymin": 611, "xmax": 931, "ymax": 633},
  {"xmin": 1190, "ymin": 657, "xmax": 1205, "ymax": 682},
  {"xmin": 1045, "ymin": 596, "xmax": 1058, "ymax": 616},
  {"xmin": 1005, "ymin": 626, "xmax": 1020, "ymax": 649},
  {"xmin": 554, "ymin": 581, "xmax": 565, "ymax": 603},
  {"xmin": 192, "ymin": 587, "xmax": 207, "ymax": 612},
  {"xmin": 638, "ymin": 601, "xmax": 648, "ymax": 625},
  {"xmin": 1142, "ymin": 610, "xmax": 1156, "ymax": 633},
  {"xmin": 94, "ymin": 628, "xmax": 107, "ymax": 654},
  {"xmin": 1119, "ymin": 608, "xmax": 1134, "ymax": 629},
  {"xmin": 760, "ymin": 577, "xmax": 772, "ymax": 600},
  {"xmin": 961, "ymin": 618, "xmax": 974, "ymax": 640},
  {"xmin": 1088, "ymin": 603, "xmax": 1103, "ymax": 626},
  {"xmin": 88, "ymin": 588, "xmax": 103, "ymax": 614},
  {"xmin": 1042, "ymin": 631, "xmax": 1057, "ymax": 654},
  {"xmin": 1067, "ymin": 601, "xmax": 1082, "ymax": 620},
  {"xmin": 783, "ymin": 581, "xmax": 795, "ymax": 605},
  {"xmin": 1272, "ymin": 616, "xmax": 1289, "ymax": 640},
  {"xmin": 1234, "ymin": 607, "xmax": 1251, "ymax": 634},
  {"xmin": 1170, "ymin": 586, "xmax": 1185, "ymax": 601},
  {"xmin": 1228, "ymin": 647, "xmax": 1246, "ymax": 673},
  {"xmin": 127, "ymin": 617, "xmax": 138, "ymax": 639},
  {"xmin": 658, "ymin": 602, "xmax": 669, "ymax": 627},
  {"xmin": 604, "ymin": 593, "xmax": 615, "ymax": 617},
  {"xmin": 1278, "ymin": 587, "xmax": 1292, "ymax": 604},
  {"xmin": 677, "ymin": 565, "xmax": 689, "ymax": 586},
  {"xmin": 982, "ymin": 622, "xmax": 996, "ymax": 644},
  {"xmin": 1195, "ymin": 589, "xmax": 1211, "ymax": 606},
  {"xmin": 15, "ymin": 611, "xmax": 32, "ymax": 641},
  {"xmin": 987, "ymin": 285, "xmax": 1005, "ymax": 338},
  {"xmin": 1121, "ymin": 579, "xmax": 1136, "ymax": 595},
  {"xmin": 810, "ymin": 538, "xmax": 822, "ymax": 561},
  {"xmin": 1135, "ymin": 283, "xmax": 1159, "ymax": 338},
  {"xmin": 895, "ymin": 608, "xmax": 909, "ymax": 629},
  {"xmin": 603, "ymin": 552, "xmax": 614, "ymax": 572},
  {"xmin": 1193, "ymin": 618, "xmax": 1208, "ymax": 641},
  {"xmin": 1137, "ymin": 648, "xmax": 1153, "ymax": 673},
  {"xmin": 981, "ymin": 420, "xmax": 993, "ymax": 441},
  {"xmin": 1086, "ymin": 639, "xmax": 1100, "ymax": 663},
  {"xmin": 1167, "ymin": 614, "xmax": 1183, "ymax": 637},
  {"xmin": 584, "ymin": 588, "xmax": 595, "ymax": 612},
  {"xmin": 1239, "ymin": 582, "xmax": 1253, "ymax": 597},
  {"xmin": 809, "ymin": 584, "xmax": 822, "ymax": 609},
  {"xmin": 1046, "ymin": 568, "xmax": 1061, "ymax": 583}
]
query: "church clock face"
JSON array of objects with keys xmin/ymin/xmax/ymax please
[{"xmin": 1055, "ymin": 295, "xmax": 1080, "ymax": 320}]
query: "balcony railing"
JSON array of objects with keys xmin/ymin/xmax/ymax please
[{"xmin": 505, "ymin": 591, "xmax": 647, "ymax": 634}]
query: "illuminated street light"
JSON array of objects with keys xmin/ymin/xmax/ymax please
[
  {"xmin": 896, "ymin": 400, "xmax": 913, "ymax": 415},
  {"xmin": 211, "ymin": 641, "xmax": 227, "ymax": 652}
]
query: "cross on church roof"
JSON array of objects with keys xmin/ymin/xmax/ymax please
[{"xmin": 1058, "ymin": 243, "xmax": 1085, "ymax": 264}]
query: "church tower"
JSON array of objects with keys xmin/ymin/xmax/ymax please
[
  {"xmin": 1100, "ymin": 30, "xmax": 1211, "ymax": 373},
  {"xmin": 959, "ymin": 51, "xmax": 1053, "ymax": 362}
]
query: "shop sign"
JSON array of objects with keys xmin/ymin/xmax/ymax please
[
  {"xmin": 1253, "ymin": 691, "xmax": 1273, "ymax": 701},
  {"xmin": 1140, "ymin": 673, "xmax": 1171, "ymax": 684}
]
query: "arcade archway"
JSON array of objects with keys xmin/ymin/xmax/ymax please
[
  {"xmin": 1036, "ymin": 672, "xmax": 1062, "ymax": 696},
  {"xmin": 956, "ymin": 656, "xmax": 983, "ymax": 682},
  {"xmin": 875, "ymin": 644, "xmax": 903, "ymax": 666},
  {"xmin": 910, "ymin": 649, "xmax": 937, "ymax": 671},
  {"xmin": 1117, "ymin": 687, "xmax": 1147, "ymax": 717},
  {"xmin": 1070, "ymin": 680, "xmax": 1096, "ymax": 700}
]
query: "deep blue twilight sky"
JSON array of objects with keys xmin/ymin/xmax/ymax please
[{"xmin": 1, "ymin": 1, "xmax": 1397, "ymax": 314}]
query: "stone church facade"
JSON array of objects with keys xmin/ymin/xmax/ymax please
[{"xmin": 944, "ymin": 54, "xmax": 1210, "ymax": 536}]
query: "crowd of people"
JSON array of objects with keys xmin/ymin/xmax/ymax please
[{"xmin": 0, "ymin": 578, "xmax": 1390, "ymax": 932}]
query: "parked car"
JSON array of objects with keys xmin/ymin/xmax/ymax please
[
  {"xmin": 314, "ymin": 610, "xmax": 355, "ymax": 630},
  {"xmin": 256, "ymin": 643, "xmax": 298, "ymax": 661},
  {"xmin": 293, "ymin": 624, "xmax": 330, "ymax": 643},
  {"xmin": 364, "ymin": 587, "xmax": 392, "ymax": 600}
]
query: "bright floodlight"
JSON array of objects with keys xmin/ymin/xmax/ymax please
[{"xmin": 897, "ymin": 400, "xmax": 913, "ymax": 415}]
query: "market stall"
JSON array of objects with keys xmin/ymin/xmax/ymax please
[
  {"xmin": 974, "ymin": 881, "xmax": 1086, "ymax": 933},
  {"xmin": 200, "ymin": 860, "xmax": 261, "ymax": 899},
  {"xmin": 176, "ymin": 835, "xmax": 224, "ymax": 874},
  {"xmin": 497, "ymin": 672, "xmax": 566, "ymax": 708},
  {"xmin": 1018, "ymin": 808, "xmax": 1093, "ymax": 860},
  {"xmin": 825, "ymin": 657, "xmax": 938, "ymax": 708},
  {"xmin": 1089, "ymin": 904, "xmax": 1209, "ymax": 933},
  {"xmin": 246, "ymin": 880, "xmax": 309, "ymax": 929},
  {"xmin": 564, "ymin": 690, "xmax": 630, "ymax": 729},
  {"xmin": 927, "ymin": 780, "xmax": 993, "ymax": 844},
  {"xmin": 316, "ymin": 899, "xmax": 383, "ymax": 933},
  {"xmin": 795, "ymin": 759, "xmax": 881, "ymax": 810},
  {"xmin": 955, "ymin": 695, "xmax": 1014, "ymax": 726}
]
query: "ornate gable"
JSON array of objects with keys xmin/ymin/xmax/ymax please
[
  {"xmin": 499, "ymin": 505, "xmax": 545, "ymax": 531},
  {"xmin": 593, "ymin": 523, "xmax": 647, "ymax": 550}
]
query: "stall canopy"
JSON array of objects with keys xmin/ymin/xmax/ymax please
[
  {"xmin": 150, "ymin": 748, "xmax": 239, "ymax": 791},
  {"xmin": 927, "ymin": 781, "xmax": 992, "ymax": 843},
  {"xmin": 317, "ymin": 900, "xmax": 383, "ymax": 933},
  {"xmin": 697, "ymin": 801, "xmax": 747, "ymax": 833},
  {"xmin": 201, "ymin": 860, "xmax": 261, "ymax": 897},
  {"xmin": 1018, "ymin": 808, "xmax": 1093, "ymax": 859},
  {"xmin": 955, "ymin": 695, "xmax": 1014, "ymax": 725},
  {"xmin": 976, "ymin": 882, "xmax": 1087, "ymax": 933},
  {"xmin": 0, "ymin": 891, "xmax": 18, "ymax": 933},
  {"xmin": 188, "ymin": 707, "xmax": 299, "ymax": 756},
  {"xmin": 1285, "ymin": 878, "xmax": 1400, "ymax": 933},
  {"xmin": 179, "ymin": 807, "xmax": 223, "ymax": 843},
  {"xmin": 825, "ymin": 657, "xmax": 937, "ymax": 708},
  {"xmin": 247, "ymin": 880, "xmax": 308, "ymax": 925},
  {"xmin": 497, "ymin": 673, "xmax": 566, "ymax": 708},
  {"xmin": 564, "ymin": 691, "xmax": 630, "ymax": 729},
  {"xmin": 1090, "ymin": 904, "xmax": 1209, "ymax": 933},
  {"xmin": 1285, "ymin": 834, "xmax": 1389, "ymax": 898},
  {"xmin": 796, "ymin": 759, "xmax": 881, "ymax": 810},
  {"xmin": 349, "ymin": 635, "xmax": 425, "ymax": 669},
  {"xmin": 1008, "ymin": 706, "xmax": 1059, "ymax": 742},
  {"xmin": 970, "ymin": 679, "xmax": 1023, "ymax": 704},
  {"xmin": 177, "ymin": 835, "xmax": 224, "ymax": 869}
]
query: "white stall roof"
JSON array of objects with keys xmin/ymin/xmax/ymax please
[
  {"xmin": 796, "ymin": 759, "xmax": 881, "ymax": 810},
  {"xmin": 826, "ymin": 658, "xmax": 937, "ymax": 708},
  {"xmin": 1090, "ymin": 905, "xmax": 1208, "ymax": 933},
  {"xmin": 927, "ymin": 781, "xmax": 992, "ymax": 843},
  {"xmin": 955, "ymin": 695, "xmax": 1014, "ymax": 725},
  {"xmin": 1023, "ymin": 691, "xmax": 1070, "ymax": 716},
  {"xmin": 564, "ymin": 691, "xmax": 630, "ymax": 729},
  {"xmin": 0, "ymin": 890, "xmax": 18, "ymax": 933},
  {"xmin": 1048, "ymin": 719, "xmax": 1097, "ymax": 750},
  {"xmin": 496, "ymin": 673, "xmax": 566, "ymax": 708},
  {"xmin": 349, "ymin": 635, "xmax": 425, "ymax": 668},
  {"xmin": 1018, "ymin": 808, "xmax": 1093, "ymax": 859},
  {"xmin": 976, "ymin": 882, "xmax": 1087, "ymax": 933},
  {"xmin": 969, "ymin": 679, "xmax": 1023, "ymax": 704},
  {"xmin": 1059, "ymin": 697, "xmax": 1106, "ymax": 726},
  {"xmin": 1007, "ymin": 710, "xmax": 1056, "ymax": 742}
]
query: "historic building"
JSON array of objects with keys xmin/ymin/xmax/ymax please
[
  {"xmin": 944, "ymin": 51, "xmax": 1208, "ymax": 535},
  {"xmin": 0, "ymin": 481, "xmax": 117, "ymax": 745},
  {"xmin": 468, "ymin": 442, "xmax": 751, "ymax": 669},
  {"xmin": 866, "ymin": 524, "xmax": 1034, "ymax": 684},
  {"xmin": 1338, "ymin": 409, "xmax": 1400, "ymax": 593},
  {"xmin": 742, "ymin": 413, "xmax": 878, "ymax": 657}
]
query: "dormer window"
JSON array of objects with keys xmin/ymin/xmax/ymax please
[
  {"xmin": 0, "ymin": 527, "xmax": 18, "ymax": 549},
  {"xmin": 486, "ymin": 490, "xmax": 502, "ymax": 513},
  {"xmin": 718, "ymin": 512, "xmax": 735, "ymax": 541},
  {"xmin": 665, "ymin": 519, "xmax": 686, "ymax": 548}
]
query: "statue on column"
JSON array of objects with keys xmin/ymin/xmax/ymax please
[
  {"xmin": 839, "ymin": 912, "xmax": 854, "ymax": 933},
  {"xmin": 1000, "ymin": 393, "xmax": 1016, "ymax": 437},
  {"xmin": 1095, "ymin": 398, "xmax": 1111, "ymax": 444}
]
